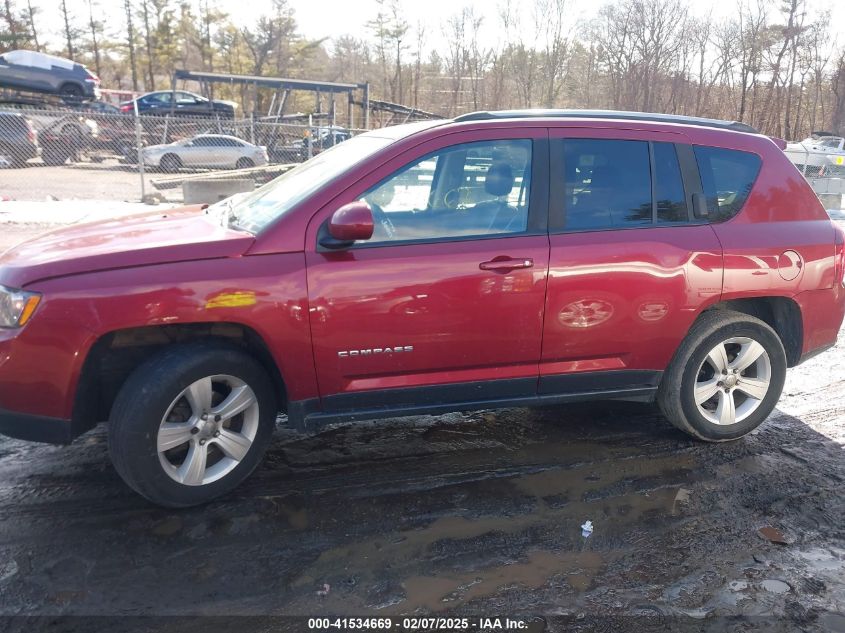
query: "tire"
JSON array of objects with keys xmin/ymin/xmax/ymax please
[
  {"xmin": 59, "ymin": 83, "xmax": 84, "ymax": 100},
  {"xmin": 235, "ymin": 157, "xmax": 254, "ymax": 170},
  {"xmin": 0, "ymin": 144, "xmax": 26, "ymax": 168},
  {"xmin": 159, "ymin": 153, "xmax": 182, "ymax": 172},
  {"xmin": 108, "ymin": 342, "xmax": 278, "ymax": 507},
  {"xmin": 42, "ymin": 146, "xmax": 69, "ymax": 166},
  {"xmin": 657, "ymin": 310, "xmax": 787, "ymax": 442}
]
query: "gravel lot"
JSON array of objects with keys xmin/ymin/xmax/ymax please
[
  {"xmin": 0, "ymin": 223, "xmax": 843, "ymax": 631},
  {"xmin": 0, "ymin": 160, "xmax": 178, "ymax": 203}
]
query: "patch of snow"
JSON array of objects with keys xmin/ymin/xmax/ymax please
[{"xmin": 0, "ymin": 199, "xmax": 180, "ymax": 226}]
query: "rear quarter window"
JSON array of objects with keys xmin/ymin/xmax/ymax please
[{"xmin": 694, "ymin": 146, "xmax": 761, "ymax": 221}]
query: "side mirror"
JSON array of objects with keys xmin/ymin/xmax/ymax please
[{"xmin": 321, "ymin": 200, "xmax": 374, "ymax": 248}]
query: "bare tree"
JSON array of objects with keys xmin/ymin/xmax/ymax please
[
  {"xmin": 124, "ymin": 0, "xmax": 139, "ymax": 91},
  {"xmin": 60, "ymin": 0, "xmax": 75, "ymax": 59},
  {"xmin": 26, "ymin": 0, "xmax": 39, "ymax": 51},
  {"xmin": 443, "ymin": 9, "xmax": 467, "ymax": 115},
  {"xmin": 367, "ymin": 0, "xmax": 408, "ymax": 103},
  {"xmin": 734, "ymin": 0, "xmax": 768, "ymax": 123},
  {"xmin": 412, "ymin": 21, "xmax": 424, "ymax": 109},
  {"xmin": 140, "ymin": 0, "xmax": 155, "ymax": 89},
  {"xmin": 830, "ymin": 50, "xmax": 845, "ymax": 133},
  {"xmin": 87, "ymin": 0, "xmax": 102, "ymax": 77},
  {"xmin": 536, "ymin": 0, "xmax": 573, "ymax": 108},
  {"xmin": 463, "ymin": 8, "xmax": 488, "ymax": 111},
  {"xmin": 4, "ymin": 0, "xmax": 19, "ymax": 48}
]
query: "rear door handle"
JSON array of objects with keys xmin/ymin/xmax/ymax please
[{"xmin": 479, "ymin": 257, "xmax": 534, "ymax": 272}]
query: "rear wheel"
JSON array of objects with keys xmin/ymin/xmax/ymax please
[
  {"xmin": 235, "ymin": 157, "xmax": 254, "ymax": 169},
  {"xmin": 108, "ymin": 342, "xmax": 278, "ymax": 507},
  {"xmin": 658, "ymin": 310, "xmax": 787, "ymax": 441},
  {"xmin": 159, "ymin": 153, "xmax": 182, "ymax": 172},
  {"xmin": 59, "ymin": 83, "xmax": 84, "ymax": 100}
]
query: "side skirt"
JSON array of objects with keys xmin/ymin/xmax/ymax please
[{"xmin": 286, "ymin": 370, "xmax": 662, "ymax": 432}]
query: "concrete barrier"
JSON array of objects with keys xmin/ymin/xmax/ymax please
[
  {"xmin": 818, "ymin": 193, "xmax": 843, "ymax": 211},
  {"xmin": 183, "ymin": 178, "xmax": 255, "ymax": 204}
]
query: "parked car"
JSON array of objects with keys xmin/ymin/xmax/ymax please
[
  {"xmin": 120, "ymin": 90, "xmax": 236, "ymax": 118},
  {"xmin": 269, "ymin": 125, "xmax": 352, "ymax": 163},
  {"xmin": 0, "ymin": 111, "xmax": 38, "ymax": 166},
  {"xmin": 66, "ymin": 100, "xmax": 136, "ymax": 161},
  {"xmin": 0, "ymin": 110, "xmax": 843, "ymax": 507},
  {"xmin": 140, "ymin": 134, "xmax": 268, "ymax": 171},
  {"xmin": 0, "ymin": 97, "xmax": 100, "ymax": 165},
  {"xmin": 0, "ymin": 98, "xmax": 99, "ymax": 139},
  {"xmin": 0, "ymin": 50, "xmax": 100, "ymax": 100}
]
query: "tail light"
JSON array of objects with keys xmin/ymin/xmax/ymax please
[
  {"xmin": 120, "ymin": 103, "xmax": 133, "ymax": 113},
  {"xmin": 835, "ymin": 225, "xmax": 845, "ymax": 288},
  {"xmin": 26, "ymin": 122, "xmax": 35, "ymax": 144}
]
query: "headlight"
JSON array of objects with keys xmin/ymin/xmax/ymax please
[{"xmin": 0, "ymin": 286, "xmax": 41, "ymax": 328}]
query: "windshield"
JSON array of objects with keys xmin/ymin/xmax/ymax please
[
  {"xmin": 819, "ymin": 137, "xmax": 843, "ymax": 148},
  {"xmin": 219, "ymin": 134, "xmax": 395, "ymax": 233}
]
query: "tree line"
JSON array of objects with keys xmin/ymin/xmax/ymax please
[{"xmin": 1, "ymin": 0, "xmax": 844, "ymax": 138}]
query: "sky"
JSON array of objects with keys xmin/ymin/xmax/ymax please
[{"xmin": 41, "ymin": 0, "xmax": 845, "ymax": 59}]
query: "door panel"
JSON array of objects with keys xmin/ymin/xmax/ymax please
[
  {"xmin": 542, "ymin": 226, "xmax": 722, "ymax": 387},
  {"xmin": 305, "ymin": 130, "xmax": 550, "ymax": 406},
  {"xmin": 307, "ymin": 236, "xmax": 550, "ymax": 400},
  {"xmin": 541, "ymin": 129, "xmax": 723, "ymax": 385}
]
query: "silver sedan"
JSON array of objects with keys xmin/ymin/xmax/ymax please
[{"xmin": 141, "ymin": 134, "xmax": 268, "ymax": 172}]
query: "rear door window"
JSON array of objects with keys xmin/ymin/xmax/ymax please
[
  {"xmin": 693, "ymin": 146, "xmax": 761, "ymax": 221},
  {"xmin": 562, "ymin": 139, "xmax": 652, "ymax": 230}
]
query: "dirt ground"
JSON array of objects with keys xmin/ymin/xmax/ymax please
[{"xmin": 0, "ymin": 223, "xmax": 843, "ymax": 631}]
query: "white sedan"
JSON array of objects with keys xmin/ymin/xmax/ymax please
[{"xmin": 141, "ymin": 134, "xmax": 268, "ymax": 172}]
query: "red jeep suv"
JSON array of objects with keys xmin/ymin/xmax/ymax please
[{"xmin": 1, "ymin": 110, "xmax": 843, "ymax": 507}]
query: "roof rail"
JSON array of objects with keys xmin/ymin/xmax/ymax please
[{"xmin": 453, "ymin": 109, "xmax": 759, "ymax": 134}]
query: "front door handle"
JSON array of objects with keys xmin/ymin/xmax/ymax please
[{"xmin": 479, "ymin": 257, "xmax": 534, "ymax": 272}]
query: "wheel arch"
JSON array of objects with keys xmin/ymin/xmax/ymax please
[
  {"xmin": 699, "ymin": 296, "xmax": 803, "ymax": 367},
  {"xmin": 73, "ymin": 322, "xmax": 287, "ymax": 434}
]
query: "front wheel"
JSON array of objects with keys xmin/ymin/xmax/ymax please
[
  {"xmin": 658, "ymin": 310, "xmax": 787, "ymax": 442},
  {"xmin": 108, "ymin": 342, "xmax": 278, "ymax": 507},
  {"xmin": 159, "ymin": 153, "xmax": 182, "ymax": 172}
]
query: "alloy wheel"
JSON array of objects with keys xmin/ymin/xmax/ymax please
[
  {"xmin": 694, "ymin": 336, "xmax": 772, "ymax": 426},
  {"xmin": 156, "ymin": 374, "xmax": 259, "ymax": 486}
]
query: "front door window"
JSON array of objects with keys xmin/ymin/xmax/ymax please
[{"xmin": 360, "ymin": 139, "xmax": 532, "ymax": 243}]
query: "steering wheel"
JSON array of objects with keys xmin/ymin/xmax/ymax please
[
  {"xmin": 443, "ymin": 188, "xmax": 463, "ymax": 210},
  {"xmin": 370, "ymin": 203, "xmax": 397, "ymax": 240}
]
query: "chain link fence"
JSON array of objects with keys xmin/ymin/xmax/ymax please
[{"xmin": 0, "ymin": 105, "xmax": 365, "ymax": 204}]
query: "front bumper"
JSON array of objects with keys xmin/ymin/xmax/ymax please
[
  {"xmin": 0, "ymin": 408, "xmax": 75, "ymax": 444},
  {"xmin": 0, "ymin": 313, "xmax": 95, "ymax": 439}
]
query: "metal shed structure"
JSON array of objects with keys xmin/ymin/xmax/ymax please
[{"xmin": 172, "ymin": 69, "xmax": 370, "ymax": 128}]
